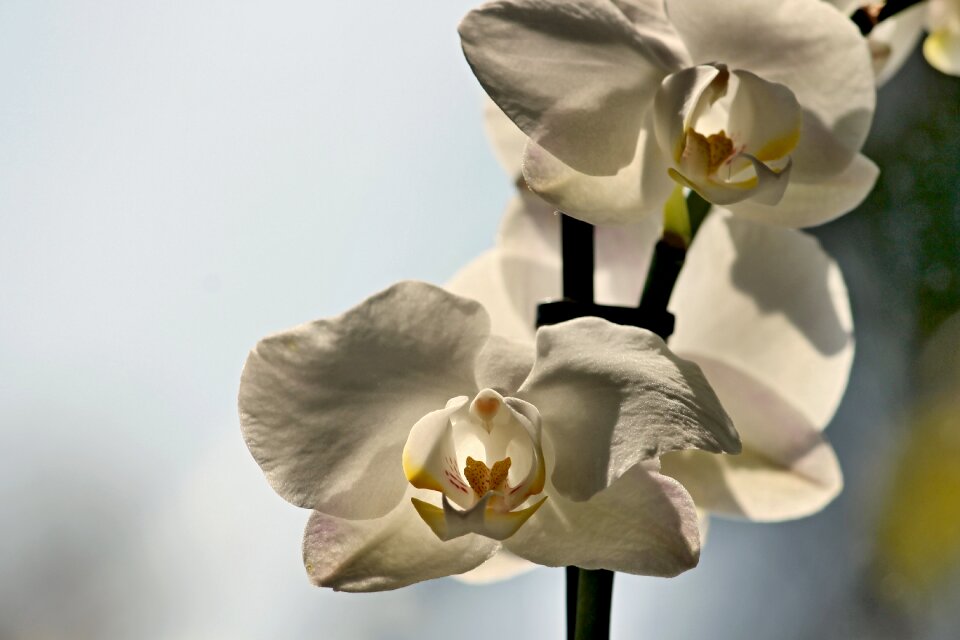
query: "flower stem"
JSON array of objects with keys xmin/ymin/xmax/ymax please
[
  {"xmin": 558, "ymin": 213, "xmax": 594, "ymax": 640},
  {"xmin": 566, "ymin": 566, "xmax": 580, "ymax": 640},
  {"xmin": 561, "ymin": 214, "xmax": 595, "ymax": 301},
  {"xmin": 574, "ymin": 569, "xmax": 615, "ymax": 640}
]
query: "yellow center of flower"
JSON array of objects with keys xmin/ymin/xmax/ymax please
[
  {"xmin": 463, "ymin": 456, "xmax": 511, "ymax": 497},
  {"xmin": 685, "ymin": 128, "xmax": 735, "ymax": 174}
]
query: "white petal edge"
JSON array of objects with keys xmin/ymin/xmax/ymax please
[
  {"xmin": 452, "ymin": 549, "xmax": 539, "ymax": 585},
  {"xmin": 239, "ymin": 281, "xmax": 489, "ymax": 519},
  {"xmin": 661, "ymin": 356, "xmax": 843, "ymax": 521},
  {"xmin": 460, "ymin": 0, "xmax": 668, "ymax": 176},
  {"xmin": 518, "ymin": 317, "xmax": 739, "ymax": 501},
  {"xmin": 669, "ymin": 211, "xmax": 854, "ymax": 430},
  {"xmin": 505, "ymin": 464, "xmax": 701, "ymax": 576},
  {"xmin": 303, "ymin": 489, "xmax": 499, "ymax": 592},
  {"xmin": 727, "ymin": 153, "xmax": 878, "ymax": 228}
]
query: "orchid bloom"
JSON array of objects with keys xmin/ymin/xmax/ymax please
[
  {"xmin": 829, "ymin": 0, "xmax": 960, "ymax": 80},
  {"xmin": 239, "ymin": 281, "xmax": 739, "ymax": 591},
  {"xmin": 924, "ymin": 0, "xmax": 960, "ymax": 74},
  {"xmin": 829, "ymin": 0, "xmax": 928, "ymax": 84},
  {"xmin": 449, "ymin": 195, "xmax": 851, "ymax": 528},
  {"xmin": 459, "ymin": 0, "xmax": 878, "ymax": 228}
]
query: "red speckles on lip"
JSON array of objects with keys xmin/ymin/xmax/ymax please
[{"xmin": 444, "ymin": 470, "xmax": 469, "ymax": 493}]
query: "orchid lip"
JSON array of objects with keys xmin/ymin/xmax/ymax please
[
  {"xmin": 402, "ymin": 389, "xmax": 547, "ymax": 541},
  {"xmin": 655, "ymin": 63, "xmax": 801, "ymax": 207}
]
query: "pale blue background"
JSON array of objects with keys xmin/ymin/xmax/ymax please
[{"xmin": 2, "ymin": 2, "xmax": 959, "ymax": 639}]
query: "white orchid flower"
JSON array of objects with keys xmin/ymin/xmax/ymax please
[
  {"xmin": 828, "ymin": 0, "xmax": 927, "ymax": 84},
  {"xmin": 239, "ymin": 281, "xmax": 739, "ymax": 591},
  {"xmin": 924, "ymin": 0, "xmax": 960, "ymax": 74},
  {"xmin": 460, "ymin": 0, "xmax": 878, "ymax": 228},
  {"xmin": 829, "ymin": 0, "xmax": 960, "ymax": 80},
  {"xmin": 449, "ymin": 195, "xmax": 851, "ymax": 528}
]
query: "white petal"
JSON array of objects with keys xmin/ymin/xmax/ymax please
[
  {"xmin": 873, "ymin": 4, "xmax": 927, "ymax": 85},
  {"xmin": 661, "ymin": 356, "xmax": 842, "ymax": 521},
  {"xmin": 594, "ymin": 209, "xmax": 660, "ymax": 306},
  {"xmin": 459, "ymin": 0, "xmax": 668, "ymax": 176},
  {"xmin": 452, "ymin": 549, "xmax": 538, "ymax": 585},
  {"xmin": 449, "ymin": 195, "xmax": 658, "ymax": 339},
  {"xmin": 653, "ymin": 64, "xmax": 726, "ymax": 164},
  {"xmin": 446, "ymin": 247, "xmax": 537, "ymax": 343},
  {"xmin": 726, "ymin": 69, "xmax": 801, "ymax": 161},
  {"xmin": 924, "ymin": 26, "xmax": 960, "ymax": 76},
  {"xmin": 402, "ymin": 398, "xmax": 475, "ymax": 510},
  {"xmin": 666, "ymin": 0, "xmax": 875, "ymax": 178},
  {"xmin": 505, "ymin": 465, "xmax": 701, "ymax": 577},
  {"xmin": 239, "ymin": 282, "xmax": 489, "ymax": 519},
  {"xmin": 670, "ymin": 211, "xmax": 854, "ymax": 431},
  {"xmin": 671, "ymin": 154, "xmax": 793, "ymax": 207},
  {"xmin": 483, "ymin": 98, "xmax": 528, "ymax": 178},
  {"xmin": 473, "ymin": 335, "xmax": 536, "ymax": 395},
  {"xmin": 521, "ymin": 125, "xmax": 673, "ymax": 225},
  {"xmin": 609, "ymin": 0, "xmax": 692, "ymax": 70},
  {"xmin": 497, "ymin": 192, "xmax": 659, "ymax": 308},
  {"xmin": 497, "ymin": 191, "xmax": 561, "ymax": 261},
  {"xmin": 727, "ymin": 153, "xmax": 878, "ymax": 228},
  {"xmin": 518, "ymin": 317, "xmax": 739, "ymax": 501},
  {"xmin": 303, "ymin": 491, "xmax": 499, "ymax": 592}
]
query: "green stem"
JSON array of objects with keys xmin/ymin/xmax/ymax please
[
  {"xmin": 574, "ymin": 569, "xmax": 615, "ymax": 640},
  {"xmin": 686, "ymin": 190, "xmax": 712, "ymax": 241}
]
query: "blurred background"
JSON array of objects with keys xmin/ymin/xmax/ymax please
[{"xmin": 1, "ymin": 2, "xmax": 958, "ymax": 638}]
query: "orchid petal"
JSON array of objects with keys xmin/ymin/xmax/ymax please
[
  {"xmin": 453, "ymin": 549, "xmax": 538, "ymax": 584},
  {"xmin": 505, "ymin": 465, "xmax": 701, "ymax": 576},
  {"xmin": 670, "ymin": 211, "xmax": 854, "ymax": 430},
  {"xmin": 666, "ymin": 0, "xmax": 875, "ymax": 179},
  {"xmin": 518, "ymin": 317, "xmax": 739, "ymax": 501},
  {"xmin": 727, "ymin": 153, "xmax": 878, "ymax": 227},
  {"xmin": 402, "ymin": 397, "xmax": 474, "ymax": 510},
  {"xmin": 412, "ymin": 493, "xmax": 548, "ymax": 541},
  {"xmin": 726, "ymin": 70, "xmax": 801, "ymax": 163},
  {"xmin": 239, "ymin": 282, "xmax": 489, "ymax": 519},
  {"xmin": 661, "ymin": 356, "xmax": 842, "ymax": 521},
  {"xmin": 495, "ymin": 192, "xmax": 658, "ymax": 308},
  {"xmin": 521, "ymin": 137, "xmax": 671, "ymax": 225},
  {"xmin": 924, "ymin": 26, "xmax": 960, "ymax": 76},
  {"xmin": 872, "ymin": 4, "xmax": 926, "ymax": 85},
  {"xmin": 302, "ymin": 492, "xmax": 499, "ymax": 592},
  {"xmin": 670, "ymin": 154, "xmax": 792, "ymax": 207},
  {"xmin": 609, "ymin": 0, "xmax": 692, "ymax": 70},
  {"xmin": 497, "ymin": 191, "xmax": 560, "ymax": 261},
  {"xmin": 474, "ymin": 335, "xmax": 535, "ymax": 395},
  {"xmin": 653, "ymin": 64, "xmax": 726, "ymax": 164},
  {"xmin": 446, "ymin": 248, "xmax": 535, "ymax": 343},
  {"xmin": 483, "ymin": 98, "xmax": 528, "ymax": 179},
  {"xmin": 459, "ymin": 0, "xmax": 668, "ymax": 176}
]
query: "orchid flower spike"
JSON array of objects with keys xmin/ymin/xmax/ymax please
[
  {"xmin": 460, "ymin": 0, "xmax": 879, "ymax": 228},
  {"xmin": 239, "ymin": 282, "xmax": 739, "ymax": 591}
]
